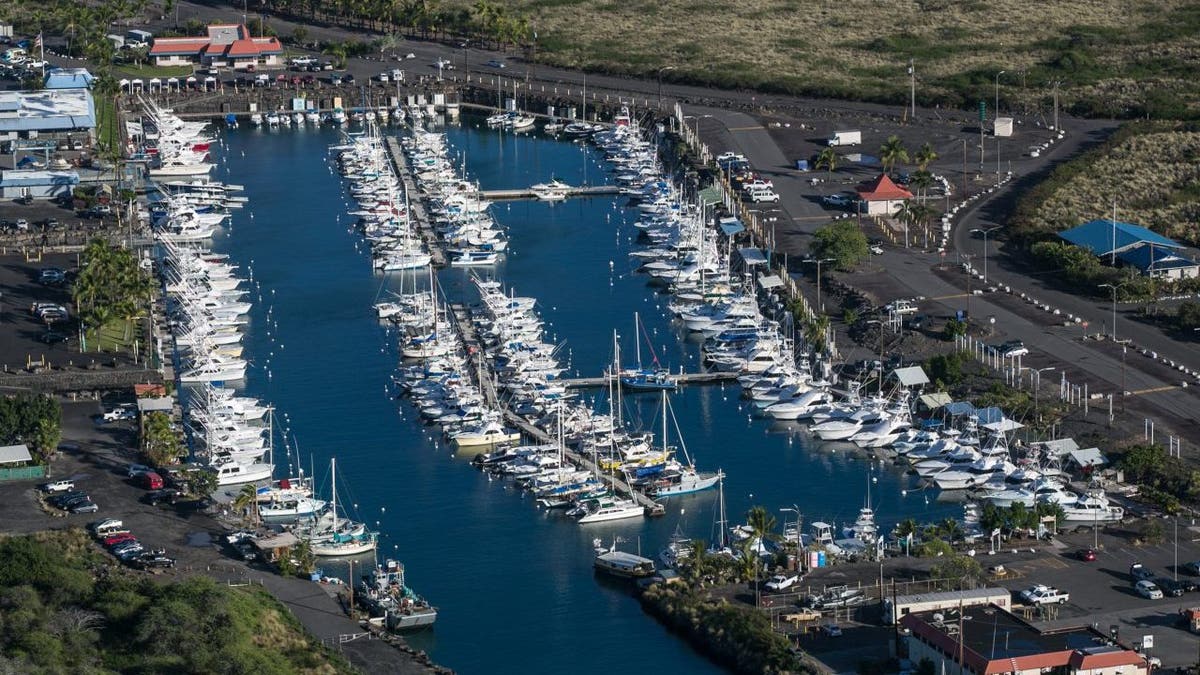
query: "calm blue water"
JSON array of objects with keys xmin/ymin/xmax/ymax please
[{"xmin": 209, "ymin": 120, "xmax": 960, "ymax": 674}]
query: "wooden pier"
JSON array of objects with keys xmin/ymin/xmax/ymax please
[
  {"xmin": 479, "ymin": 185, "xmax": 622, "ymax": 201},
  {"xmin": 382, "ymin": 137, "xmax": 447, "ymax": 267},
  {"xmin": 558, "ymin": 371, "xmax": 737, "ymax": 389},
  {"xmin": 446, "ymin": 302, "xmax": 665, "ymax": 517}
]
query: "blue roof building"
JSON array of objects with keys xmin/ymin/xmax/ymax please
[
  {"xmin": 1117, "ymin": 245, "xmax": 1200, "ymax": 280},
  {"xmin": 1059, "ymin": 219, "xmax": 1181, "ymax": 257},
  {"xmin": 0, "ymin": 88, "xmax": 95, "ymax": 136},
  {"xmin": 43, "ymin": 68, "xmax": 94, "ymax": 90}
]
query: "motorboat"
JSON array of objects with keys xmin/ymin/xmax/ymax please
[
  {"xmin": 576, "ymin": 497, "xmax": 645, "ymax": 524},
  {"xmin": 359, "ymin": 559, "xmax": 438, "ymax": 630},
  {"xmin": 593, "ymin": 537, "xmax": 656, "ymax": 578}
]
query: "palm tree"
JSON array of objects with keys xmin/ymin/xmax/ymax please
[
  {"xmin": 734, "ymin": 538, "xmax": 760, "ymax": 582},
  {"xmin": 804, "ymin": 314, "xmax": 831, "ymax": 353},
  {"xmin": 233, "ymin": 484, "xmax": 259, "ymax": 525},
  {"xmin": 939, "ymin": 518, "xmax": 963, "ymax": 542},
  {"xmin": 908, "ymin": 170, "xmax": 934, "ymax": 204},
  {"xmin": 746, "ymin": 505, "xmax": 779, "ymax": 543},
  {"xmin": 914, "ymin": 142, "xmax": 939, "ymax": 171},
  {"xmin": 895, "ymin": 518, "xmax": 918, "ymax": 538},
  {"xmin": 685, "ymin": 538, "xmax": 710, "ymax": 586},
  {"xmin": 879, "ymin": 135, "xmax": 909, "ymax": 175},
  {"xmin": 815, "ymin": 147, "xmax": 838, "ymax": 179}
]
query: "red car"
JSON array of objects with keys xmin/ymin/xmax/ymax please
[
  {"xmin": 104, "ymin": 533, "xmax": 137, "ymax": 547},
  {"xmin": 1077, "ymin": 548, "xmax": 1097, "ymax": 562}
]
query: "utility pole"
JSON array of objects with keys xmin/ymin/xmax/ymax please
[
  {"xmin": 908, "ymin": 59, "xmax": 916, "ymax": 120},
  {"xmin": 1051, "ymin": 80, "xmax": 1061, "ymax": 131},
  {"xmin": 961, "ymin": 138, "xmax": 968, "ymax": 198}
]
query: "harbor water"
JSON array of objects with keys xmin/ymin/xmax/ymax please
[{"xmin": 211, "ymin": 120, "xmax": 960, "ymax": 673}]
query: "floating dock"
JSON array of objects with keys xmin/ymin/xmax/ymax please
[
  {"xmin": 557, "ymin": 371, "xmax": 737, "ymax": 389},
  {"xmin": 382, "ymin": 137, "xmax": 447, "ymax": 267},
  {"xmin": 480, "ymin": 185, "xmax": 622, "ymax": 201},
  {"xmin": 447, "ymin": 302, "xmax": 665, "ymax": 517}
]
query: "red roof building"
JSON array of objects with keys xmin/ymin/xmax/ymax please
[
  {"xmin": 149, "ymin": 24, "xmax": 282, "ymax": 70},
  {"xmin": 856, "ymin": 173, "xmax": 913, "ymax": 216},
  {"xmin": 900, "ymin": 606, "xmax": 1148, "ymax": 675}
]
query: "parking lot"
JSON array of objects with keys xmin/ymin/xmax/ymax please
[{"xmin": 0, "ymin": 251, "xmax": 83, "ymax": 371}]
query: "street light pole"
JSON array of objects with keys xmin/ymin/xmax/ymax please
[
  {"xmin": 908, "ymin": 59, "xmax": 916, "ymax": 120},
  {"xmin": 994, "ymin": 70, "xmax": 1005, "ymax": 120},
  {"xmin": 656, "ymin": 66, "xmax": 676, "ymax": 111},
  {"xmin": 803, "ymin": 257, "xmax": 835, "ymax": 314},
  {"xmin": 970, "ymin": 226, "xmax": 1001, "ymax": 284},
  {"xmin": 1098, "ymin": 282, "xmax": 1128, "ymax": 342}
]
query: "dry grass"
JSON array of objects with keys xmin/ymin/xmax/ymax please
[
  {"xmin": 1025, "ymin": 127, "xmax": 1200, "ymax": 243},
  {"xmin": 478, "ymin": 0, "xmax": 1200, "ymax": 117}
]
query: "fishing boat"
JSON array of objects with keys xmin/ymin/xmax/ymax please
[
  {"xmin": 577, "ymin": 496, "xmax": 645, "ymax": 524},
  {"xmin": 530, "ymin": 178, "xmax": 571, "ymax": 201},
  {"xmin": 359, "ymin": 558, "xmax": 438, "ymax": 630},
  {"xmin": 593, "ymin": 537, "xmax": 656, "ymax": 579},
  {"xmin": 449, "ymin": 249, "xmax": 499, "ymax": 266}
]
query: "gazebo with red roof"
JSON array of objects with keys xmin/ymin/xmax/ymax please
[{"xmin": 856, "ymin": 173, "xmax": 913, "ymax": 216}]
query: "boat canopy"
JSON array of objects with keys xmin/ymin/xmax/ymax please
[
  {"xmin": 756, "ymin": 273, "xmax": 784, "ymax": 290},
  {"xmin": 738, "ymin": 248, "xmax": 769, "ymax": 266}
]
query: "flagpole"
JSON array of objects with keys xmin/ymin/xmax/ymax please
[{"xmin": 38, "ymin": 33, "xmax": 45, "ymax": 79}]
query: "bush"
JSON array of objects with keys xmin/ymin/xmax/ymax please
[
  {"xmin": 942, "ymin": 318, "xmax": 967, "ymax": 341},
  {"xmin": 811, "ymin": 221, "xmax": 869, "ymax": 271}
]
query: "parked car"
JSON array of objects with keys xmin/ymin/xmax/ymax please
[
  {"xmin": 996, "ymin": 340, "xmax": 1029, "ymax": 358},
  {"xmin": 765, "ymin": 574, "xmax": 800, "ymax": 592},
  {"xmin": 103, "ymin": 533, "xmax": 138, "ymax": 547},
  {"xmin": 137, "ymin": 471, "xmax": 164, "ymax": 490},
  {"xmin": 1155, "ymin": 577, "xmax": 1189, "ymax": 597},
  {"xmin": 126, "ymin": 463, "xmax": 152, "ymax": 477},
  {"xmin": 1019, "ymin": 584, "xmax": 1069, "ymax": 605},
  {"xmin": 103, "ymin": 407, "xmax": 136, "ymax": 422},
  {"xmin": 38, "ymin": 267, "xmax": 66, "ymax": 285},
  {"xmin": 49, "ymin": 490, "xmax": 88, "ymax": 507},
  {"xmin": 1183, "ymin": 560, "xmax": 1200, "ymax": 575},
  {"xmin": 1131, "ymin": 562, "xmax": 1155, "ymax": 581},
  {"xmin": 822, "ymin": 194, "xmax": 852, "ymax": 207},
  {"xmin": 1076, "ymin": 548, "xmax": 1097, "ymax": 562},
  {"xmin": 1135, "ymin": 579, "xmax": 1164, "ymax": 599},
  {"xmin": 485, "ymin": 59, "xmax": 505, "ymax": 68},
  {"xmin": 39, "ymin": 331, "xmax": 70, "ymax": 345},
  {"xmin": 70, "ymin": 499, "xmax": 99, "ymax": 513},
  {"xmin": 134, "ymin": 554, "xmax": 176, "ymax": 569},
  {"xmin": 41, "ymin": 480, "xmax": 74, "ymax": 492},
  {"xmin": 141, "ymin": 488, "xmax": 182, "ymax": 506},
  {"xmin": 821, "ymin": 624, "xmax": 843, "ymax": 637},
  {"xmin": 90, "ymin": 518, "xmax": 124, "ymax": 536}
]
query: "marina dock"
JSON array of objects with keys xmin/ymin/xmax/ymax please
[
  {"xmin": 558, "ymin": 371, "xmax": 737, "ymax": 389},
  {"xmin": 479, "ymin": 185, "xmax": 622, "ymax": 201},
  {"xmin": 382, "ymin": 137, "xmax": 447, "ymax": 267},
  {"xmin": 447, "ymin": 302, "xmax": 665, "ymax": 517}
]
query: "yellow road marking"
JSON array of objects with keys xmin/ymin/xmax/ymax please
[
  {"xmin": 929, "ymin": 293, "xmax": 969, "ymax": 301},
  {"xmin": 1129, "ymin": 385, "xmax": 1178, "ymax": 396},
  {"xmin": 727, "ymin": 125, "xmax": 766, "ymax": 132}
]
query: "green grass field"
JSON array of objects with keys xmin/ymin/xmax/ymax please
[
  {"xmin": 483, "ymin": 0, "xmax": 1200, "ymax": 119},
  {"xmin": 84, "ymin": 319, "xmax": 136, "ymax": 353}
]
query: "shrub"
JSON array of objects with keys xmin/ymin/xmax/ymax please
[{"xmin": 811, "ymin": 221, "xmax": 869, "ymax": 271}]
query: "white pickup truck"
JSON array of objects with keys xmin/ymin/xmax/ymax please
[{"xmin": 1020, "ymin": 584, "xmax": 1069, "ymax": 605}]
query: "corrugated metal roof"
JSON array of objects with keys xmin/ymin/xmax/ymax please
[
  {"xmin": 1117, "ymin": 245, "xmax": 1198, "ymax": 272},
  {"xmin": 1059, "ymin": 219, "xmax": 1181, "ymax": 257},
  {"xmin": 1068, "ymin": 447, "xmax": 1107, "ymax": 467},
  {"xmin": 0, "ymin": 444, "xmax": 33, "ymax": 465},
  {"xmin": 917, "ymin": 392, "xmax": 952, "ymax": 409},
  {"xmin": 0, "ymin": 170, "xmax": 80, "ymax": 187},
  {"xmin": 739, "ymin": 248, "xmax": 768, "ymax": 265},
  {"xmin": 891, "ymin": 365, "xmax": 930, "ymax": 387}
]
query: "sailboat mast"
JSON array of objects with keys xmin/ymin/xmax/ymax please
[
  {"xmin": 635, "ymin": 312, "xmax": 642, "ymax": 369},
  {"xmin": 330, "ymin": 457, "xmax": 337, "ymax": 520},
  {"xmin": 661, "ymin": 389, "xmax": 668, "ymax": 454}
]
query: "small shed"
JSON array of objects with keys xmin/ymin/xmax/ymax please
[
  {"xmin": 0, "ymin": 444, "xmax": 33, "ymax": 465},
  {"xmin": 890, "ymin": 366, "xmax": 930, "ymax": 388},
  {"xmin": 253, "ymin": 532, "xmax": 299, "ymax": 562},
  {"xmin": 856, "ymin": 173, "xmax": 912, "ymax": 216}
]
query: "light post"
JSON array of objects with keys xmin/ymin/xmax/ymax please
[
  {"xmin": 656, "ymin": 66, "xmax": 676, "ymax": 111},
  {"xmin": 1021, "ymin": 366, "xmax": 1055, "ymax": 426},
  {"xmin": 908, "ymin": 59, "xmax": 916, "ymax": 120},
  {"xmin": 1174, "ymin": 515, "xmax": 1179, "ymax": 581},
  {"xmin": 802, "ymin": 257, "xmax": 835, "ymax": 313},
  {"xmin": 1098, "ymin": 281, "xmax": 1130, "ymax": 342},
  {"xmin": 994, "ymin": 70, "xmax": 1005, "ymax": 120},
  {"xmin": 970, "ymin": 226, "xmax": 1001, "ymax": 283}
]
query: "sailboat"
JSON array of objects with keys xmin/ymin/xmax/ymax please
[
  {"xmin": 648, "ymin": 389, "xmax": 722, "ymax": 497},
  {"xmin": 619, "ymin": 312, "xmax": 678, "ymax": 392},
  {"xmin": 310, "ymin": 457, "xmax": 378, "ymax": 557}
]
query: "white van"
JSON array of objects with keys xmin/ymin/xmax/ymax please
[{"xmin": 748, "ymin": 186, "xmax": 780, "ymax": 203}]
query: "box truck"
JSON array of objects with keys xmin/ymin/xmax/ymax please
[
  {"xmin": 994, "ymin": 117, "xmax": 1013, "ymax": 137},
  {"xmin": 827, "ymin": 130, "xmax": 861, "ymax": 146}
]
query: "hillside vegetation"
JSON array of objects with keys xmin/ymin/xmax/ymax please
[
  {"xmin": 485, "ymin": 0, "xmax": 1200, "ymax": 119},
  {"xmin": 0, "ymin": 530, "xmax": 354, "ymax": 674}
]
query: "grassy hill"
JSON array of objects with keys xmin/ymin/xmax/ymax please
[
  {"xmin": 0, "ymin": 530, "xmax": 354, "ymax": 674},
  {"xmin": 499, "ymin": 0, "xmax": 1200, "ymax": 119}
]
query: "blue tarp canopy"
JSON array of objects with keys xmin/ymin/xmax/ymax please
[
  {"xmin": 738, "ymin": 248, "xmax": 768, "ymax": 266},
  {"xmin": 944, "ymin": 401, "xmax": 975, "ymax": 416},
  {"xmin": 975, "ymin": 407, "xmax": 1005, "ymax": 424},
  {"xmin": 719, "ymin": 218, "xmax": 744, "ymax": 236}
]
